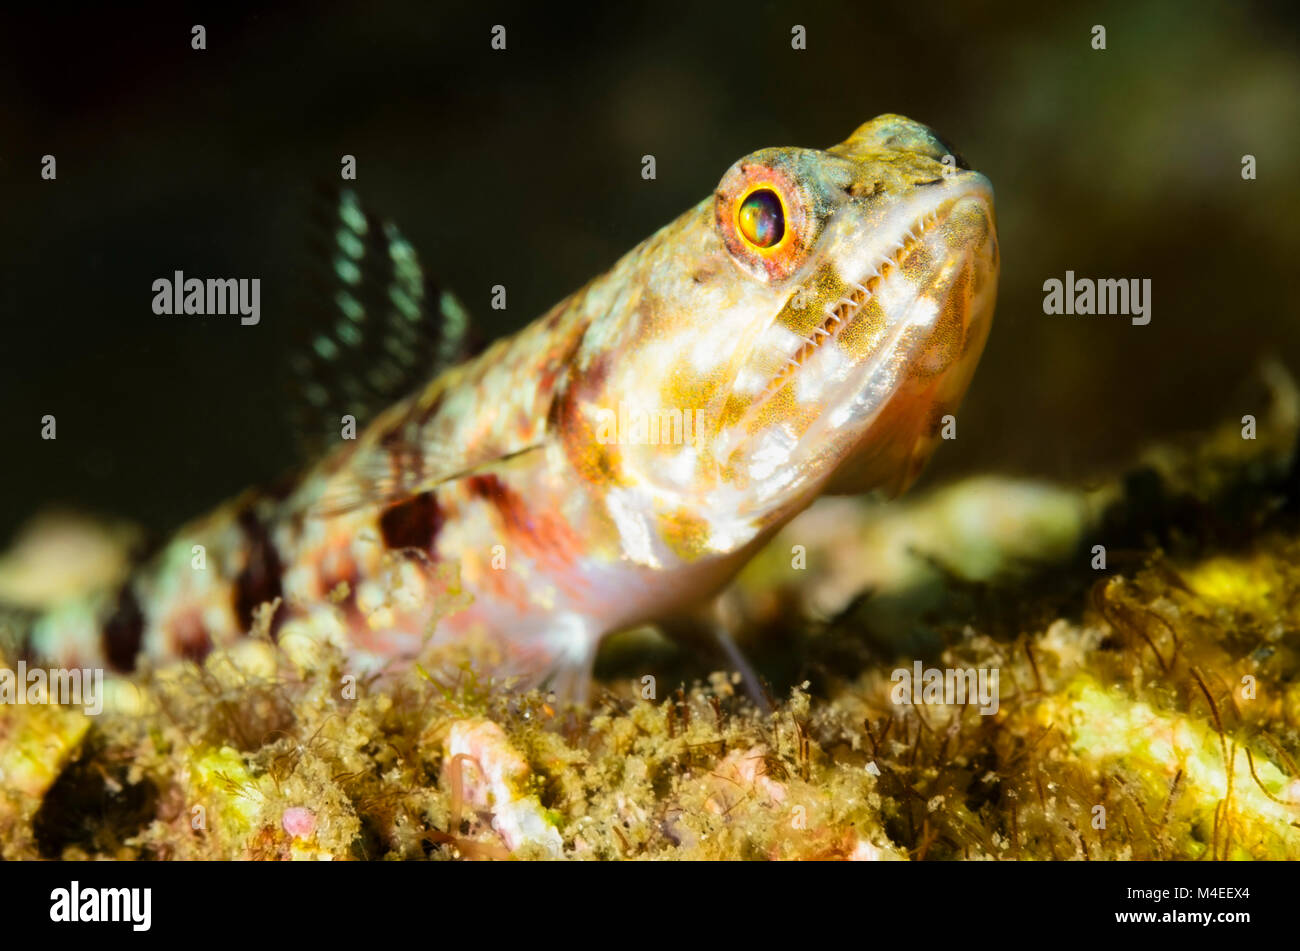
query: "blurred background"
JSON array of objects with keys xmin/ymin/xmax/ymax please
[{"xmin": 2, "ymin": 0, "xmax": 1298, "ymax": 544}]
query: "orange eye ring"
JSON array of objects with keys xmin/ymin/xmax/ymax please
[{"xmin": 715, "ymin": 155, "xmax": 812, "ymax": 282}]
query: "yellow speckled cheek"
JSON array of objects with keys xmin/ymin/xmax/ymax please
[
  {"xmin": 910, "ymin": 273, "xmax": 970, "ymax": 380},
  {"xmin": 786, "ymin": 398, "xmax": 820, "ymax": 437},
  {"xmin": 941, "ymin": 203, "xmax": 992, "ymax": 261},
  {"xmin": 776, "ymin": 267, "xmax": 843, "ymax": 339},
  {"xmin": 749, "ymin": 387, "xmax": 818, "ymax": 440},
  {"xmin": 658, "ymin": 507, "xmax": 716, "ymax": 560},
  {"xmin": 663, "ymin": 363, "xmax": 724, "ymax": 418},
  {"xmin": 719, "ymin": 387, "xmax": 760, "ymax": 429},
  {"xmin": 900, "ymin": 244, "xmax": 934, "ymax": 284},
  {"xmin": 756, "ymin": 386, "xmax": 799, "ymax": 433},
  {"xmin": 837, "ymin": 295, "xmax": 888, "ymax": 359}
]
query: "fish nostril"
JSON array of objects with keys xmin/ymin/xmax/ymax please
[
  {"xmin": 924, "ymin": 127, "xmax": 971, "ymax": 169},
  {"xmin": 940, "ymin": 148, "xmax": 971, "ymax": 170}
]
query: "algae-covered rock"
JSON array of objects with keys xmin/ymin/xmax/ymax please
[{"xmin": 0, "ymin": 699, "xmax": 90, "ymax": 859}]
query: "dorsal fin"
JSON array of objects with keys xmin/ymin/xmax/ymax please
[{"xmin": 288, "ymin": 186, "xmax": 476, "ymax": 455}]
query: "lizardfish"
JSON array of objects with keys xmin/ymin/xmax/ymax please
[{"xmin": 18, "ymin": 115, "xmax": 998, "ymax": 701}]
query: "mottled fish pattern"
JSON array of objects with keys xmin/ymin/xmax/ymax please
[{"xmin": 23, "ymin": 116, "xmax": 999, "ymax": 701}]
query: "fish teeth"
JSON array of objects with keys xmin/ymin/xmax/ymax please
[{"xmin": 760, "ymin": 208, "xmax": 944, "ymax": 405}]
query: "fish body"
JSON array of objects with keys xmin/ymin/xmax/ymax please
[{"xmin": 23, "ymin": 115, "xmax": 999, "ymax": 698}]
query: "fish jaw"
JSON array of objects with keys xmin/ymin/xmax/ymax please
[
  {"xmin": 731, "ymin": 175, "xmax": 999, "ymax": 507},
  {"xmin": 555, "ymin": 115, "xmax": 999, "ymax": 563}
]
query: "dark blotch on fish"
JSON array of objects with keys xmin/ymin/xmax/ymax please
[
  {"xmin": 379, "ymin": 490, "xmax": 444, "ymax": 557},
  {"xmin": 467, "ymin": 474, "xmax": 536, "ymax": 543},
  {"xmin": 103, "ymin": 583, "xmax": 145, "ymax": 673},
  {"xmin": 233, "ymin": 508, "xmax": 285, "ymax": 637}
]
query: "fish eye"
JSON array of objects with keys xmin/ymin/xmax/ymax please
[
  {"xmin": 715, "ymin": 158, "xmax": 809, "ymax": 281},
  {"xmin": 737, "ymin": 188, "xmax": 785, "ymax": 249}
]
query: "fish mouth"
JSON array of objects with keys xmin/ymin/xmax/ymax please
[
  {"xmin": 736, "ymin": 174, "xmax": 994, "ymax": 425},
  {"xmin": 718, "ymin": 174, "xmax": 996, "ymax": 505},
  {"xmin": 758, "ymin": 198, "xmax": 961, "ymax": 404},
  {"xmin": 810, "ymin": 183, "xmax": 997, "ymax": 496}
]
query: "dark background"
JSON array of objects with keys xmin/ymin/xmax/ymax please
[{"xmin": 3, "ymin": 0, "xmax": 1298, "ymax": 543}]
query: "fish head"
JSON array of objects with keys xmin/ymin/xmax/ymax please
[{"xmin": 557, "ymin": 115, "xmax": 998, "ymax": 560}]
